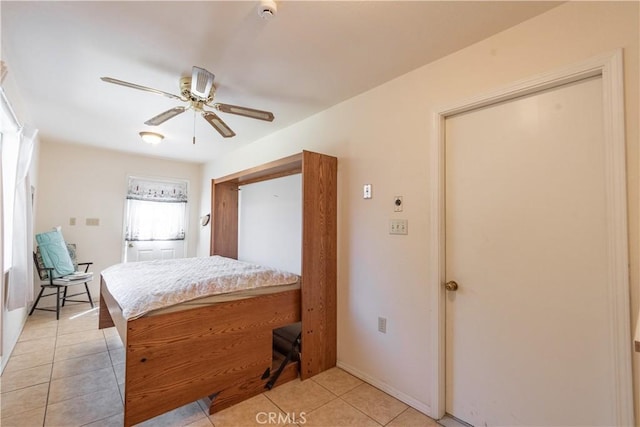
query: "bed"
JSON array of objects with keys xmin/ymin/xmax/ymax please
[
  {"xmin": 99, "ymin": 256, "xmax": 302, "ymax": 426},
  {"xmin": 99, "ymin": 151, "xmax": 337, "ymax": 427}
]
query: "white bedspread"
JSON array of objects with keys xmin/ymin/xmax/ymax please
[{"xmin": 101, "ymin": 256, "xmax": 300, "ymax": 320}]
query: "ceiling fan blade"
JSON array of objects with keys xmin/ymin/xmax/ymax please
[
  {"xmin": 214, "ymin": 103, "xmax": 274, "ymax": 122},
  {"xmin": 190, "ymin": 67, "xmax": 215, "ymax": 100},
  {"xmin": 144, "ymin": 106, "xmax": 187, "ymax": 126},
  {"xmin": 101, "ymin": 77, "xmax": 184, "ymax": 101},
  {"xmin": 202, "ymin": 111, "xmax": 236, "ymax": 138}
]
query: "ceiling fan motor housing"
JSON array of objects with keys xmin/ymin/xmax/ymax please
[{"xmin": 180, "ymin": 76, "xmax": 215, "ymax": 103}]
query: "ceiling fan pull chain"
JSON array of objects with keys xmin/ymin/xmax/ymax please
[{"xmin": 193, "ymin": 109, "xmax": 196, "ymax": 144}]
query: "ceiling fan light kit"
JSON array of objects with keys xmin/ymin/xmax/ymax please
[
  {"xmin": 101, "ymin": 66, "xmax": 275, "ymax": 141},
  {"xmin": 139, "ymin": 131, "xmax": 164, "ymax": 145}
]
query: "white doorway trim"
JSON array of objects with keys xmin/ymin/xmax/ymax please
[{"xmin": 428, "ymin": 49, "xmax": 633, "ymax": 425}]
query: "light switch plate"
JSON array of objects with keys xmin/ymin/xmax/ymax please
[
  {"xmin": 378, "ymin": 317, "xmax": 387, "ymax": 333},
  {"xmin": 363, "ymin": 184, "xmax": 372, "ymax": 199},
  {"xmin": 86, "ymin": 218, "xmax": 100, "ymax": 226},
  {"xmin": 389, "ymin": 219, "xmax": 408, "ymax": 235}
]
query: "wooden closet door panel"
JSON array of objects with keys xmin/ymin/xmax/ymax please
[
  {"xmin": 301, "ymin": 150, "xmax": 337, "ymax": 379},
  {"xmin": 210, "ymin": 151, "xmax": 338, "ymax": 380},
  {"xmin": 210, "ymin": 181, "xmax": 239, "ymax": 258}
]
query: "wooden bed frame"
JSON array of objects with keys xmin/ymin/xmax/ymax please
[{"xmin": 99, "ymin": 150, "xmax": 337, "ymax": 426}]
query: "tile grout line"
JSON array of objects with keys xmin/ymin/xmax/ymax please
[
  {"xmin": 42, "ymin": 315, "xmax": 58, "ymax": 427},
  {"xmin": 261, "ymin": 375, "xmax": 339, "ymax": 421},
  {"xmin": 384, "ymin": 406, "xmax": 412, "ymax": 426},
  {"xmin": 106, "ymin": 328, "xmax": 126, "ymax": 406},
  {"xmin": 311, "ymin": 380, "xmax": 400, "ymax": 426},
  {"xmin": 10, "ymin": 310, "xmax": 435, "ymax": 427},
  {"xmin": 335, "ymin": 392, "xmax": 385, "ymax": 427},
  {"xmin": 263, "ymin": 374, "xmax": 384, "ymax": 427},
  {"xmin": 46, "ymin": 308, "xmax": 121, "ymax": 426},
  {"xmin": 310, "ymin": 379, "xmax": 366, "ymax": 422}
]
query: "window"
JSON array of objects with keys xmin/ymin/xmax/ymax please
[{"xmin": 124, "ymin": 177, "xmax": 187, "ymax": 241}]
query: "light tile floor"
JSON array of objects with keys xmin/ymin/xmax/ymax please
[{"xmin": 1, "ymin": 304, "xmax": 439, "ymax": 427}]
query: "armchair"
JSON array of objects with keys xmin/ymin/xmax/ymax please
[{"xmin": 30, "ymin": 243, "xmax": 94, "ymax": 319}]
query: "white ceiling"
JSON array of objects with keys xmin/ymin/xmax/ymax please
[{"xmin": 2, "ymin": 1, "xmax": 561, "ymax": 164}]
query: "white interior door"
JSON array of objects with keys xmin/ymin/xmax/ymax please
[
  {"xmin": 444, "ymin": 76, "xmax": 618, "ymax": 426},
  {"xmin": 125, "ymin": 240, "xmax": 184, "ymax": 262}
]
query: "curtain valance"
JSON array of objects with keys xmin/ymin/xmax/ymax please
[{"xmin": 127, "ymin": 178, "xmax": 187, "ymax": 203}]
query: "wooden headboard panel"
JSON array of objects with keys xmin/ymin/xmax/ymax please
[{"xmin": 210, "ymin": 150, "xmax": 337, "ymax": 378}]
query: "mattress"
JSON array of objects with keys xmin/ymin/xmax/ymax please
[
  {"xmin": 101, "ymin": 255, "xmax": 300, "ymax": 320},
  {"xmin": 146, "ymin": 281, "xmax": 300, "ymax": 317}
]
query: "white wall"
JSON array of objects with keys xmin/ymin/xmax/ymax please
[
  {"xmin": 34, "ymin": 141, "xmax": 202, "ymax": 307},
  {"xmin": 199, "ymin": 2, "xmax": 640, "ymax": 419},
  {"xmin": 238, "ymin": 174, "xmax": 302, "ymax": 275}
]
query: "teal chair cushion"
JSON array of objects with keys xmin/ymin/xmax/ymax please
[{"xmin": 35, "ymin": 229, "xmax": 75, "ymax": 278}]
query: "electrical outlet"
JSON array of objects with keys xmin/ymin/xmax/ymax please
[
  {"xmin": 69, "ymin": 217, "xmax": 76, "ymax": 226},
  {"xmin": 389, "ymin": 219, "xmax": 408, "ymax": 235},
  {"xmin": 378, "ymin": 317, "xmax": 387, "ymax": 333}
]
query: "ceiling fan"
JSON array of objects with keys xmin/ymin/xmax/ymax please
[{"xmin": 101, "ymin": 66, "xmax": 274, "ymax": 139}]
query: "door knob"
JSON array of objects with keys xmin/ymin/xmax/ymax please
[{"xmin": 445, "ymin": 280, "xmax": 459, "ymax": 291}]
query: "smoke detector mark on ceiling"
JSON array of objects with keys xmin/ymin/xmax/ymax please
[{"xmin": 258, "ymin": 0, "xmax": 277, "ymax": 20}]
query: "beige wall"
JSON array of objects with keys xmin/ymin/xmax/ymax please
[
  {"xmin": 200, "ymin": 1, "xmax": 640, "ymax": 419},
  {"xmin": 35, "ymin": 141, "xmax": 202, "ymax": 306}
]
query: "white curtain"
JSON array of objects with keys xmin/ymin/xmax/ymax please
[
  {"xmin": 125, "ymin": 200, "xmax": 186, "ymax": 241},
  {"xmin": 7, "ymin": 126, "xmax": 36, "ymax": 310},
  {"xmin": 125, "ymin": 177, "xmax": 187, "ymax": 241}
]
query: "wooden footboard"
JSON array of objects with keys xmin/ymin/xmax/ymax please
[{"xmin": 100, "ymin": 283, "xmax": 300, "ymax": 427}]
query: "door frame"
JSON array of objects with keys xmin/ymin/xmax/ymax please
[{"xmin": 427, "ymin": 49, "xmax": 633, "ymax": 424}]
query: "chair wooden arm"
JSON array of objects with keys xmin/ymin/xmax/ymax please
[{"xmin": 77, "ymin": 262, "xmax": 93, "ymax": 273}]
